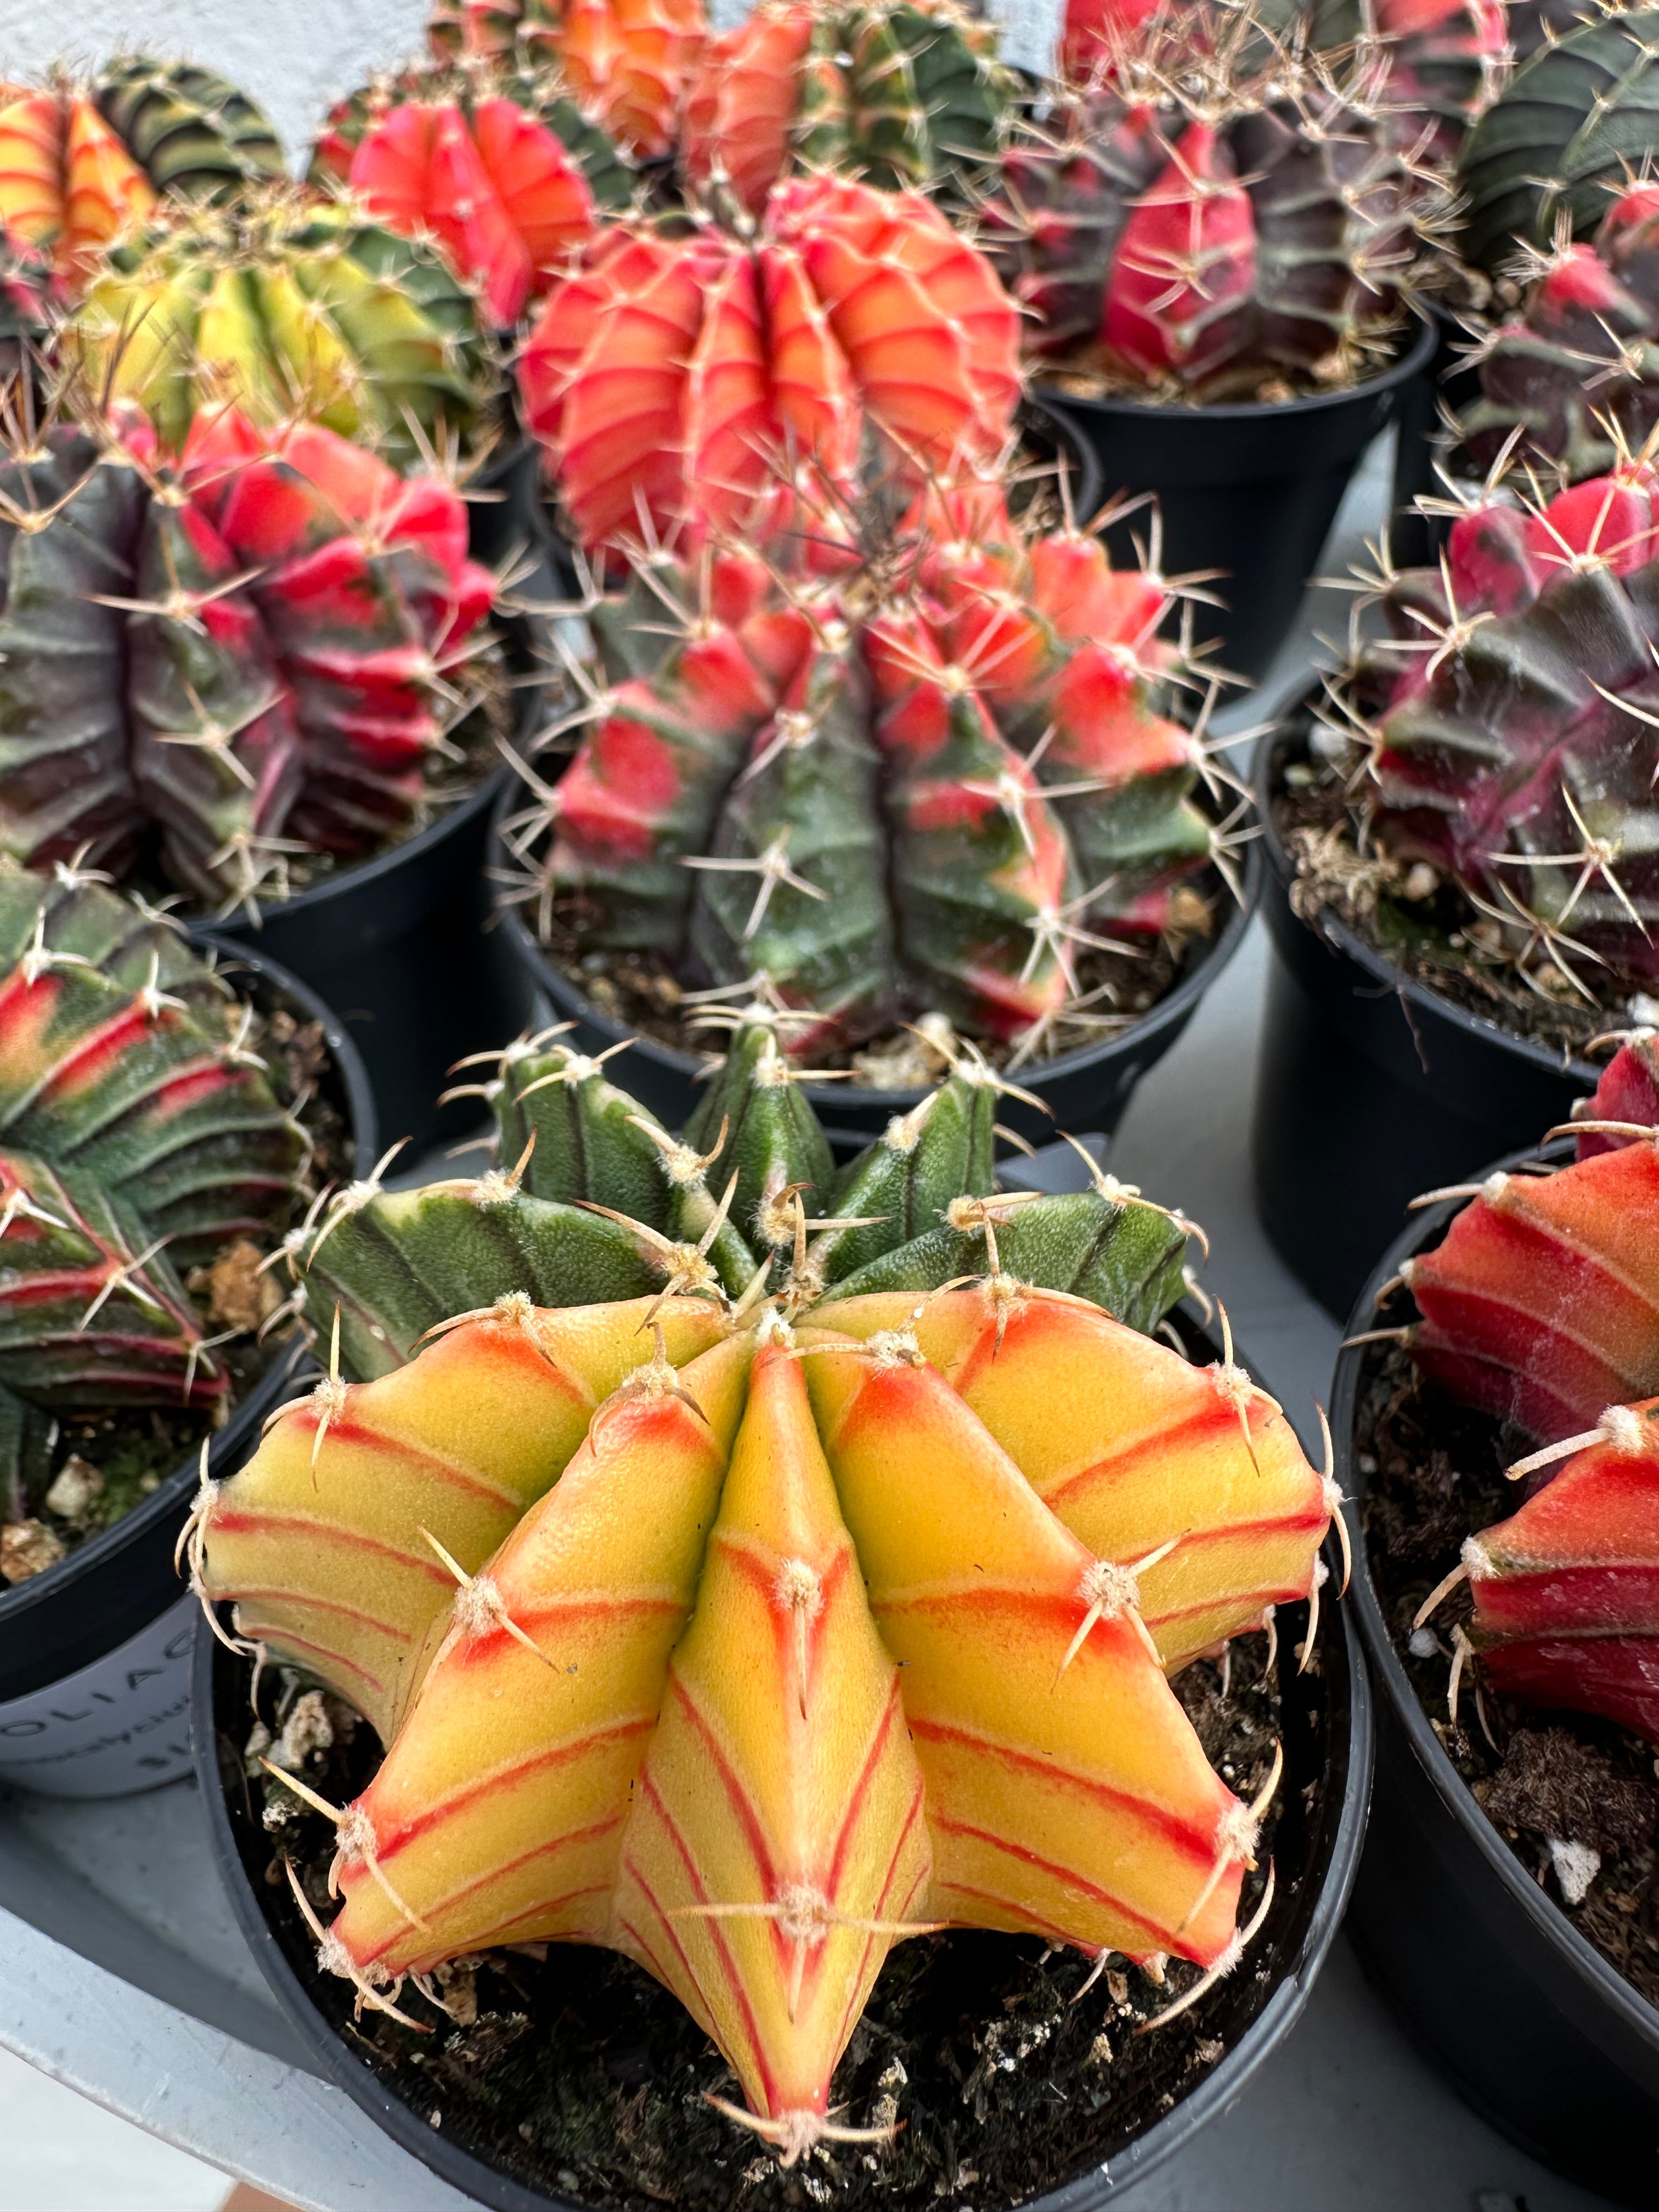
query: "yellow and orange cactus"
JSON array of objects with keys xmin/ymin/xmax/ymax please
[
  {"xmin": 195, "ymin": 1275, "xmax": 1331, "ymax": 2158},
  {"xmin": 816, "ymin": 1284, "xmax": 1339, "ymax": 1673},
  {"xmin": 0, "ymin": 85, "xmax": 154, "ymax": 285}
]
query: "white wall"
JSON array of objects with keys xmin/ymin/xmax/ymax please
[{"xmin": 0, "ymin": 0, "xmax": 427, "ymax": 154}]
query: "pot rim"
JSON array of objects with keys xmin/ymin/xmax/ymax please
[
  {"xmin": 215, "ymin": 758, "xmax": 515, "ymax": 930},
  {"xmin": 193, "ymin": 1318, "xmax": 1372, "ymax": 2212},
  {"xmin": 0, "ymin": 935, "xmax": 377, "ymax": 1649},
  {"xmin": 1331, "ymin": 1161, "xmax": 1659, "ymax": 2051},
  {"xmin": 1039, "ymin": 311, "xmax": 1438, "ymax": 426},
  {"xmin": 1257, "ymin": 709, "xmax": 1601, "ymax": 1090},
  {"xmin": 488, "ymin": 781, "xmax": 1263, "ymax": 1117}
]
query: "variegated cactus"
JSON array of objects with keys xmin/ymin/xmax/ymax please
[
  {"xmin": 193, "ymin": 1268, "xmax": 1333, "ymax": 2157},
  {"xmin": 983, "ymin": 3, "xmax": 1440, "ymax": 399},
  {"xmin": 1328, "ymin": 456, "xmax": 1659, "ymax": 1003},
  {"xmin": 1387, "ymin": 1034, "xmax": 1659, "ymax": 1446},
  {"xmin": 500, "ymin": 486, "xmax": 1235, "ymax": 1067},
  {"xmin": 0, "ymin": 855, "xmax": 308, "ymax": 1559},
  {"xmin": 1420, "ymin": 1401, "xmax": 1659, "ymax": 1749},
  {"xmin": 1400, "ymin": 1046, "xmax": 1659, "ymax": 1751},
  {"xmin": 287, "ymin": 1011, "xmax": 1201, "ymax": 1382},
  {"xmin": 0, "ymin": 392, "xmax": 496, "ymax": 906}
]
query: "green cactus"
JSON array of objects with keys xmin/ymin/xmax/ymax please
[
  {"xmin": 70, "ymin": 193, "xmax": 493, "ymax": 464},
  {"xmin": 1457, "ymin": 10, "xmax": 1659, "ymax": 273},
  {"xmin": 292, "ymin": 1010, "xmax": 1196, "ymax": 1382},
  {"xmin": 94, "ymin": 55, "xmax": 286, "ymax": 206}
]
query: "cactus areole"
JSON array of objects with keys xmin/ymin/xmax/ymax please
[{"xmin": 195, "ymin": 1258, "xmax": 1332, "ymax": 2172}]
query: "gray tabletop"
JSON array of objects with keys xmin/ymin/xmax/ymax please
[{"xmin": 0, "ymin": 439, "xmax": 1628, "ymax": 2212}]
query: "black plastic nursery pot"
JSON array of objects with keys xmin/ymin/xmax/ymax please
[
  {"xmin": 1333, "ymin": 1193, "xmax": 1659, "ymax": 2209},
  {"xmin": 206, "ymin": 764, "xmax": 537, "ymax": 1162},
  {"xmin": 491, "ymin": 784, "xmax": 1262, "ymax": 1154},
  {"xmin": 194, "ymin": 1305, "xmax": 1370, "ymax": 2212},
  {"xmin": 1042, "ymin": 314, "xmax": 1438, "ymax": 685},
  {"xmin": 1386, "ymin": 304, "xmax": 1485, "ymax": 572},
  {"xmin": 1251, "ymin": 716, "xmax": 1597, "ymax": 1323},
  {"xmin": 0, "ymin": 947, "xmax": 376, "ymax": 1802}
]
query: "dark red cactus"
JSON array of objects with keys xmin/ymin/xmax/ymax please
[
  {"xmin": 983, "ymin": 10, "xmax": 1429, "ymax": 398},
  {"xmin": 1461, "ymin": 182, "xmax": 1659, "ymax": 482},
  {"xmin": 1342, "ymin": 456, "xmax": 1659, "ymax": 994},
  {"xmin": 1575, "ymin": 1033, "xmax": 1659, "ymax": 1159}
]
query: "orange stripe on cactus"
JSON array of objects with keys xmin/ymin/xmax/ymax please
[
  {"xmin": 0, "ymin": 92, "xmax": 64, "ymax": 248},
  {"xmin": 683, "ymin": 5, "xmax": 810, "ymax": 215},
  {"xmin": 904, "ymin": 1711, "xmax": 1220, "ymax": 1866},
  {"xmin": 60, "ymin": 97, "xmax": 154, "ymax": 278},
  {"xmin": 927, "ymin": 1813, "xmax": 1196, "ymax": 1951}
]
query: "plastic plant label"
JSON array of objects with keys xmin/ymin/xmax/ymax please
[{"xmin": 0, "ymin": 1594, "xmax": 196, "ymax": 1799}]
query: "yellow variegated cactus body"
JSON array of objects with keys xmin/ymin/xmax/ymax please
[
  {"xmin": 197, "ymin": 1285, "xmax": 1328, "ymax": 2153},
  {"xmin": 817, "ymin": 1286, "xmax": 1336, "ymax": 1673},
  {"xmin": 201, "ymin": 1295, "xmax": 727, "ymax": 1739}
]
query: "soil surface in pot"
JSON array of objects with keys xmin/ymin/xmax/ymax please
[
  {"xmin": 1269, "ymin": 733, "xmax": 1640, "ymax": 1059},
  {"xmin": 216, "ymin": 1610, "xmax": 1324, "ymax": 2212},
  {"xmin": 0, "ymin": 995, "xmax": 353, "ymax": 1583},
  {"xmin": 1040, "ymin": 314, "xmax": 1417, "ymax": 407},
  {"xmin": 1355, "ymin": 1330, "xmax": 1659, "ymax": 2007}
]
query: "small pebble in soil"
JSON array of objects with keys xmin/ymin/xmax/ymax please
[
  {"xmin": 0, "ymin": 1519, "xmax": 64, "ymax": 1582},
  {"xmin": 42, "ymin": 1456, "xmax": 103, "ymax": 1524}
]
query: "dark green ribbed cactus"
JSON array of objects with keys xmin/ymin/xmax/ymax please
[
  {"xmin": 291, "ymin": 1012, "xmax": 1197, "ymax": 1382},
  {"xmin": 1457, "ymin": 10, "xmax": 1659, "ymax": 272},
  {"xmin": 683, "ymin": 0, "xmax": 1013, "ymax": 217},
  {"xmin": 94, "ymin": 55, "xmax": 286, "ymax": 205}
]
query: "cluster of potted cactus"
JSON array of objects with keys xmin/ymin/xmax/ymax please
[{"xmin": 13, "ymin": 0, "xmax": 1659, "ymax": 2208}]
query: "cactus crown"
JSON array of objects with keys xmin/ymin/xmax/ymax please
[{"xmin": 985, "ymin": 0, "xmax": 1449, "ymax": 398}]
